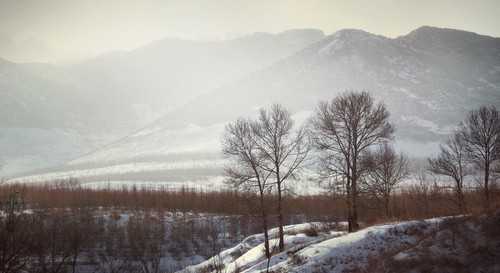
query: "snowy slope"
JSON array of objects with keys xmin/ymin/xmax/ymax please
[
  {"xmin": 180, "ymin": 215, "xmax": 500, "ymax": 273},
  {"xmin": 179, "ymin": 222, "xmax": 347, "ymax": 273}
]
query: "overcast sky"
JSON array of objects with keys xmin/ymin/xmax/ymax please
[{"xmin": 1, "ymin": 0, "xmax": 499, "ymax": 63}]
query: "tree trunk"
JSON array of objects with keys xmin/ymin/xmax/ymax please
[
  {"xmin": 385, "ymin": 195, "xmax": 390, "ymax": 219},
  {"xmin": 456, "ymin": 182, "xmax": 466, "ymax": 214},
  {"xmin": 346, "ymin": 177, "xmax": 354, "ymax": 233},
  {"xmin": 351, "ymin": 183, "xmax": 359, "ymax": 231},
  {"xmin": 260, "ymin": 194, "xmax": 271, "ymax": 259},
  {"xmin": 484, "ymin": 162, "xmax": 490, "ymax": 212},
  {"xmin": 71, "ymin": 254, "xmax": 78, "ymax": 273},
  {"xmin": 351, "ymin": 154, "xmax": 359, "ymax": 232},
  {"xmin": 277, "ymin": 181, "xmax": 285, "ymax": 251}
]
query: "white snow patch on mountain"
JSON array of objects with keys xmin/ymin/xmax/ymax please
[
  {"xmin": 9, "ymin": 160, "xmax": 225, "ymax": 184},
  {"xmin": 77, "ymin": 176, "xmax": 227, "ymax": 191}
]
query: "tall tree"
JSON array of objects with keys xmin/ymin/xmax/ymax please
[
  {"xmin": 222, "ymin": 118, "xmax": 272, "ymax": 259},
  {"xmin": 460, "ymin": 106, "xmax": 500, "ymax": 212},
  {"xmin": 253, "ymin": 104, "xmax": 309, "ymax": 251},
  {"xmin": 311, "ymin": 91, "xmax": 393, "ymax": 232},
  {"xmin": 363, "ymin": 143, "xmax": 409, "ymax": 218},
  {"xmin": 428, "ymin": 132, "xmax": 469, "ymax": 213}
]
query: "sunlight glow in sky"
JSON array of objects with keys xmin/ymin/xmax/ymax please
[{"xmin": 1, "ymin": 0, "xmax": 499, "ymax": 63}]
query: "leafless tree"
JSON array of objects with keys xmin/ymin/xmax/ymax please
[
  {"xmin": 363, "ymin": 143, "xmax": 409, "ymax": 218},
  {"xmin": 0, "ymin": 191, "xmax": 34, "ymax": 273},
  {"xmin": 428, "ymin": 133, "xmax": 469, "ymax": 213},
  {"xmin": 311, "ymin": 91, "xmax": 393, "ymax": 232},
  {"xmin": 94, "ymin": 218, "xmax": 131, "ymax": 273},
  {"xmin": 30, "ymin": 211, "xmax": 73, "ymax": 273},
  {"xmin": 460, "ymin": 106, "xmax": 500, "ymax": 211},
  {"xmin": 127, "ymin": 213, "xmax": 166, "ymax": 273},
  {"xmin": 222, "ymin": 118, "xmax": 272, "ymax": 259},
  {"xmin": 252, "ymin": 104, "xmax": 309, "ymax": 251},
  {"xmin": 205, "ymin": 216, "xmax": 228, "ymax": 273}
]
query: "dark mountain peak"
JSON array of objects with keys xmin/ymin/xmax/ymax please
[
  {"xmin": 399, "ymin": 26, "xmax": 500, "ymax": 52},
  {"xmin": 333, "ymin": 28, "xmax": 378, "ymax": 38},
  {"xmin": 405, "ymin": 25, "xmax": 484, "ymax": 38},
  {"xmin": 315, "ymin": 28, "xmax": 389, "ymax": 56},
  {"xmin": 233, "ymin": 29, "xmax": 324, "ymax": 45}
]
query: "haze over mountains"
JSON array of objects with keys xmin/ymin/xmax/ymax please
[
  {"xmin": 0, "ymin": 29, "xmax": 325, "ymax": 175},
  {"xmin": 3, "ymin": 26, "xmax": 500, "ymax": 186}
]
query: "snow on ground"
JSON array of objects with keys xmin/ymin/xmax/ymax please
[
  {"xmin": 180, "ymin": 217, "xmax": 457, "ymax": 273},
  {"xmin": 69, "ymin": 123, "xmax": 226, "ymax": 165},
  {"xmin": 78, "ymin": 176, "xmax": 227, "ymax": 191},
  {"xmin": 7, "ymin": 160, "xmax": 326, "ymax": 194},
  {"xmin": 278, "ymin": 219, "xmax": 444, "ymax": 273},
  {"xmin": 179, "ymin": 222, "xmax": 347, "ymax": 273},
  {"xmin": 8, "ymin": 159, "xmax": 225, "ymax": 184}
]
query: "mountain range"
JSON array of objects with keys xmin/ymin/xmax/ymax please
[
  {"xmin": 0, "ymin": 29, "xmax": 324, "ymax": 175},
  {"xmin": 3, "ymin": 26, "xmax": 500, "ymax": 187}
]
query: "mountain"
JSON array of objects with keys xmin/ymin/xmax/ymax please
[
  {"xmin": 155, "ymin": 26, "xmax": 499, "ymax": 131},
  {"xmin": 11, "ymin": 26, "xmax": 500, "ymax": 187},
  {"xmin": 0, "ymin": 29, "xmax": 325, "ymax": 176},
  {"xmin": 66, "ymin": 28, "xmax": 326, "ymax": 126},
  {"xmin": 0, "ymin": 57, "xmax": 111, "ymax": 175}
]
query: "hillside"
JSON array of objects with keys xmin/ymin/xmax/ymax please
[
  {"xmin": 180, "ymin": 214, "xmax": 500, "ymax": 273},
  {"xmin": 0, "ymin": 29, "xmax": 324, "ymax": 176}
]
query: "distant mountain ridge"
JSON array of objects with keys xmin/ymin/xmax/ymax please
[
  {"xmin": 4, "ymin": 26, "xmax": 500, "ymax": 185},
  {"xmin": 0, "ymin": 29, "xmax": 325, "ymax": 175},
  {"xmin": 133, "ymin": 26, "xmax": 500, "ymax": 134},
  {"xmin": 68, "ymin": 26, "xmax": 500, "ymax": 165}
]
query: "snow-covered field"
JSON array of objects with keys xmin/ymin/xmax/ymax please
[
  {"xmin": 78, "ymin": 177, "xmax": 227, "ymax": 191},
  {"xmin": 9, "ymin": 159, "xmax": 225, "ymax": 184}
]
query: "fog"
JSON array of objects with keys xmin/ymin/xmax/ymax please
[
  {"xmin": 0, "ymin": 1, "xmax": 499, "ymax": 187},
  {"xmin": 1, "ymin": 4, "xmax": 499, "ymax": 273},
  {"xmin": 1, "ymin": 0, "xmax": 499, "ymax": 62}
]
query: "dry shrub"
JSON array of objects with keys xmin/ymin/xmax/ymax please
[
  {"xmin": 1, "ymin": 180, "xmax": 498, "ymax": 225},
  {"xmin": 303, "ymin": 224, "xmax": 319, "ymax": 237},
  {"xmin": 290, "ymin": 253, "xmax": 307, "ymax": 265}
]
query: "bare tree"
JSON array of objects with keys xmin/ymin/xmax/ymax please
[
  {"xmin": 222, "ymin": 118, "xmax": 272, "ymax": 259},
  {"xmin": 363, "ymin": 143, "xmax": 409, "ymax": 218},
  {"xmin": 127, "ymin": 213, "xmax": 165, "ymax": 273},
  {"xmin": 252, "ymin": 104, "xmax": 309, "ymax": 251},
  {"xmin": 0, "ymin": 191, "xmax": 34, "ymax": 273},
  {"xmin": 311, "ymin": 91, "xmax": 393, "ymax": 232},
  {"xmin": 428, "ymin": 133, "xmax": 469, "ymax": 213},
  {"xmin": 460, "ymin": 106, "xmax": 500, "ymax": 212},
  {"xmin": 30, "ymin": 211, "xmax": 73, "ymax": 273},
  {"xmin": 94, "ymin": 218, "xmax": 131, "ymax": 273}
]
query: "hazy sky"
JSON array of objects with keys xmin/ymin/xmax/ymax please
[{"xmin": 1, "ymin": 0, "xmax": 499, "ymax": 63}]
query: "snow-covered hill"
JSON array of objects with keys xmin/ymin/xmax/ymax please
[{"xmin": 180, "ymin": 214, "xmax": 500, "ymax": 273}]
